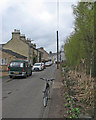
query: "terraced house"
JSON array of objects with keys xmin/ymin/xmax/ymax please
[
  {"xmin": 38, "ymin": 47, "xmax": 49, "ymax": 62},
  {"xmin": 3, "ymin": 29, "xmax": 38, "ymax": 65},
  {"xmin": 0, "ymin": 48, "xmax": 27, "ymax": 72}
]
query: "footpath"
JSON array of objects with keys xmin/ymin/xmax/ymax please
[
  {"xmin": 45, "ymin": 68, "xmax": 94, "ymax": 119},
  {"xmin": 47, "ymin": 68, "xmax": 65, "ymax": 118},
  {"xmin": 0, "ymin": 71, "xmax": 8, "ymax": 77}
]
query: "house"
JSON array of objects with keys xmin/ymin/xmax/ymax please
[
  {"xmin": 37, "ymin": 49, "xmax": 43, "ymax": 63},
  {"xmin": 60, "ymin": 51, "xmax": 66, "ymax": 62},
  {"xmin": 51, "ymin": 51, "xmax": 66, "ymax": 63},
  {"xmin": 48, "ymin": 52, "xmax": 54, "ymax": 62},
  {"xmin": 51, "ymin": 53, "xmax": 57, "ymax": 62},
  {"xmin": 0, "ymin": 48, "xmax": 27, "ymax": 71},
  {"xmin": 3, "ymin": 29, "xmax": 38, "ymax": 65},
  {"xmin": 31, "ymin": 43, "xmax": 38, "ymax": 64},
  {"xmin": 38, "ymin": 47, "xmax": 49, "ymax": 62}
]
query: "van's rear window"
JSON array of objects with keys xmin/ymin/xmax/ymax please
[{"xmin": 10, "ymin": 62, "xmax": 23, "ymax": 67}]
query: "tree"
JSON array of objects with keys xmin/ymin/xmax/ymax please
[{"xmin": 64, "ymin": 2, "xmax": 94, "ymax": 76}]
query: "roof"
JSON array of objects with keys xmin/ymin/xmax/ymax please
[
  {"xmin": 1, "ymin": 49, "xmax": 27, "ymax": 59},
  {"xmin": 50, "ymin": 51, "xmax": 64, "ymax": 56},
  {"xmin": 20, "ymin": 39, "xmax": 38, "ymax": 51},
  {"xmin": 38, "ymin": 47, "xmax": 49, "ymax": 55},
  {"xmin": 10, "ymin": 60, "xmax": 28, "ymax": 63},
  {"xmin": 50, "ymin": 53, "xmax": 57, "ymax": 56},
  {"xmin": 37, "ymin": 48, "xmax": 43, "ymax": 54}
]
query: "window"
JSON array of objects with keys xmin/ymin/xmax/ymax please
[
  {"xmin": 10, "ymin": 62, "xmax": 23, "ymax": 67},
  {"xmin": 0, "ymin": 58, "xmax": 7, "ymax": 65}
]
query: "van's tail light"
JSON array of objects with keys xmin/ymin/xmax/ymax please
[
  {"xmin": 8, "ymin": 68, "xmax": 10, "ymax": 71},
  {"xmin": 23, "ymin": 68, "xmax": 25, "ymax": 72}
]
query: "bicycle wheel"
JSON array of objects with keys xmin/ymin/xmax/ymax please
[{"xmin": 43, "ymin": 97, "xmax": 47, "ymax": 107}]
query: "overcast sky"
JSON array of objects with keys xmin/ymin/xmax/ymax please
[{"xmin": 0, "ymin": 0, "xmax": 78, "ymax": 53}]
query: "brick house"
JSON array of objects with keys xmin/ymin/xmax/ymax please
[
  {"xmin": 0, "ymin": 49, "xmax": 27, "ymax": 71},
  {"xmin": 3, "ymin": 29, "xmax": 38, "ymax": 65}
]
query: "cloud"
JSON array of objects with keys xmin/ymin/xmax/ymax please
[
  {"xmin": 0, "ymin": 0, "xmax": 77, "ymax": 53},
  {"xmin": 39, "ymin": 11, "xmax": 53, "ymax": 23}
]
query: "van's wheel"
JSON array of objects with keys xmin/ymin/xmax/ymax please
[
  {"xmin": 30, "ymin": 71, "xmax": 32, "ymax": 76},
  {"xmin": 27, "ymin": 73, "xmax": 28, "ymax": 77}
]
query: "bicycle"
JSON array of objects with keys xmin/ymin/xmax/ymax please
[{"xmin": 40, "ymin": 78, "xmax": 54, "ymax": 107}]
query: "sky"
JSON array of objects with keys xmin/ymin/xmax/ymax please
[{"xmin": 0, "ymin": 0, "xmax": 78, "ymax": 53}]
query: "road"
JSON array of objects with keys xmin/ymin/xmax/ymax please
[{"xmin": 2, "ymin": 64, "xmax": 56, "ymax": 118}]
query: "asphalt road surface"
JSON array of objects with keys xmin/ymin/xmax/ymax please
[{"xmin": 2, "ymin": 64, "xmax": 56, "ymax": 118}]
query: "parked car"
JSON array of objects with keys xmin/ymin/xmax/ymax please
[
  {"xmin": 45, "ymin": 61, "xmax": 52, "ymax": 67},
  {"xmin": 32, "ymin": 63, "xmax": 43, "ymax": 71},
  {"xmin": 55, "ymin": 60, "xmax": 60, "ymax": 64},
  {"xmin": 41, "ymin": 62, "xmax": 46, "ymax": 69},
  {"xmin": 8, "ymin": 60, "xmax": 32, "ymax": 78},
  {"xmin": 49, "ymin": 61, "xmax": 53, "ymax": 65}
]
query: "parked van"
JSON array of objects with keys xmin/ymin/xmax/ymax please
[{"xmin": 8, "ymin": 60, "xmax": 32, "ymax": 78}]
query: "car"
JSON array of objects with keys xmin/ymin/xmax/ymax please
[
  {"xmin": 49, "ymin": 61, "xmax": 53, "ymax": 65},
  {"xmin": 8, "ymin": 60, "xmax": 32, "ymax": 78},
  {"xmin": 45, "ymin": 61, "xmax": 51, "ymax": 67},
  {"xmin": 55, "ymin": 60, "xmax": 60, "ymax": 64},
  {"xmin": 32, "ymin": 63, "xmax": 43, "ymax": 71},
  {"xmin": 41, "ymin": 62, "xmax": 46, "ymax": 69}
]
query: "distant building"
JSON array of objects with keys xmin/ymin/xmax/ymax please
[
  {"xmin": 37, "ymin": 49, "xmax": 43, "ymax": 63},
  {"xmin": 50, "ymin": 51, "xmax": 66, "ymax": 63},
  {"xmin": 38, "ymin": 47, "xmax": 49, "ymax": 62},
  {"xmin": 48, "ymin": 52, "xmax": 54, "ymax": 62},
  {"xmin": 51, "ymin": 53, "xmax": 57, "ymax": 62},
  {"xmin": 60, "ymin": 51, "xmax": 66, "ymax": 62},
  {"xmin": 0, "ymin": 48, "xmax": 27, "ymax": 71}
]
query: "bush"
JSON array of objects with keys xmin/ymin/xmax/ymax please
[{"xmin": 65, "ymin": 103, "xmax": 71, "ymax": 107}]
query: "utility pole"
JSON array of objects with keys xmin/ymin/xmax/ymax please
[
  {"xmin": 60, "ymin": 50, "xmax": 61, "ymax": 63},
  {"xmin": 57, "ymin": 31, "xmax": 59, "ymax": 69},
  {"xmin": 57, "ymin": 0, "xmax": 59, "ymax": 69}
]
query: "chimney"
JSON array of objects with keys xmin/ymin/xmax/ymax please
[
  {"xmin": 33, "ymin": 44, "xmax": 36, "ymax": 48},
  {"xmin": 31, "ymin": 43, "xmax": 36, "ymax": 48},
  {"xmin": 40, "ymin": 47, "xmax": 43, "ymax": 50},
  {"xmin": 20, "ymin": 34, "xmax": 26, "ymax": 41},
  {"xmin": 12, "ymin": 29, "xmax": 20, "ymax": 40},
  {"xmin": 26, "ymin": 38, "xmax": 31, "ymax": 44}
]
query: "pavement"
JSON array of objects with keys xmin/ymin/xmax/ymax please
[
  {"xmin": 46, "ymin": 68, "xmax": 65, "ymax": 118},
  {"xmin": 0, "ymin": 72, "xmax": 8, "ymax": 77},
  {"xmin": 46, "ymin": 68, "xmax": 94, "ymax": 119}
]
